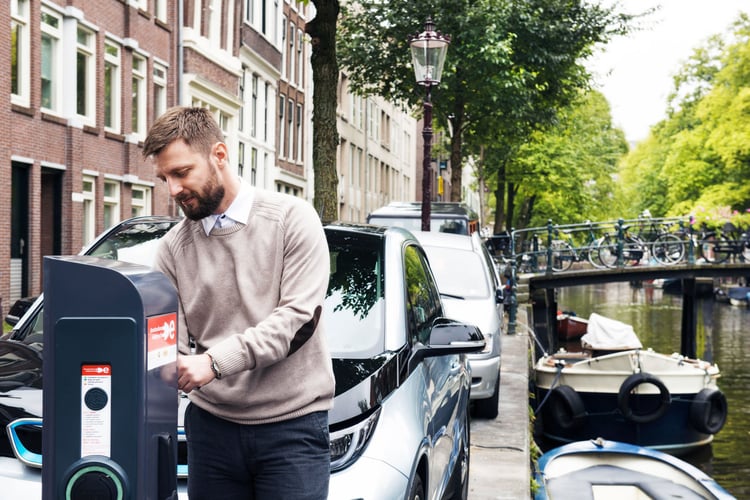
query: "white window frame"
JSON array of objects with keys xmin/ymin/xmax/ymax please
[
  {"xmin": 104, "ymin": 40, "xmax": 121, "ymax": 133},
  {"xmin": 287, "ymin": 98, "xmax": 294, "ymax": 160},
  {"xmin": 281, "ymin": 15, "xmax": 287, "ymax": 79},
  {"xmin": 41, "ymin": 7, "xmax": 63, "ymax": 113},
  {"xmin": 155, "ymin": 0, "xmax": 167, "ymax": 22},
  {"xmin": 288, "ymin": 24, "xmax": 295, "ymax": 85},
  {"xmin": 82, "ymin": 175, "xmax": 96, "ymax": 245},
  {"xmin": 103, "ymin": 180, "xmax": 121, "ymax": 229},
  {"xmin": 11, "ymin": 0, "xmax": 31, "ymax": 107},
  {"xmin": 75, "ymin": 25, "xmax": 96, "ymax": 124},
  {"xmin": 131, "ymin": 53, "xmax": 147, "ymax": 138},
  {"xmin": 130, "ymin": 185, "xmax": 152, "ymax": 217},
  {"xmin": 208, "ymin": 0, "xmax": 222, "ymax": 47},
  {"xmin": 251, "ymin": 74, "xmax": 258, "ymax": 137},
  {"xmin": 152, "ymin": 62, "xmax": 167, "ymax": 123}
]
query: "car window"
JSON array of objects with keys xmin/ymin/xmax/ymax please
[
  {"xmin": 423, "ymin": 247, "xmax": 489, "ymax": 299},
  {"xmin": 324, "ymin": 234, "xmax": 385, "ymax": 358},
  {"xmin": 404, "ymin": 244, "xmax": 442, "ymax": 345},
  {"xmin": 87, "ymin": 220, "xmax": 177, "ymax": 266}
]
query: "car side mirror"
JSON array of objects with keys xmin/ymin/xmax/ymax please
[{"xmin": 495, "ymin": 287, "xmax": 504, "ymax": 305}]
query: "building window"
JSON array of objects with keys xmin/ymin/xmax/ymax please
[
  {"xmin": 131, "ymin": 186, "xmax": 151, "ymax": 217},
  {"xmin": 82, "ymin": 176, "xmax": 96, "ymax": 245},
  {"xmin": 288, "ymin": 24, "xmax": 295, "ymax": 84},
  {"xmin": 251, "ymin": 148, "xmax": 258, "ymax": 186},
  {"xmin": 281, "ymin": 16, "xmax": 287, "ymax": 79},
  {"xmin": 41, "ymin": 8, "xmax": 62, "ymax": 112},
  {"xmin": 208, "ymin": 0, "xmax": 222, "ymax": 46},
  {"xmin": 155, "ymin": 0, "xmax": 167, "ymax": 22},
  {"xmin": 264, "ymin": 82, "xmax": 270, "ymax": 142},
  {"xmin": 297, "ymin": 28, "xmax": 304, "ymax": 85},
  {"xmin": 132, "ymin": 54, "xmax": 147, "ymax": 137},
  {"xmin": 76, "ymin": 26, "xmax": 95, "ymax": 121},
  {"xmin": 11, "ymin": 0, "xmax": 30, "ymax": 107},
  {"xmin": 296, "ymin": 103, "xmax": 303, "ymax": 162},
  {"xmin": 278, "ymin": 94, "xmax": 286, "ymax": 159},
  {"xmin": 287, "ymin": 99, "xmax": 294, "ymax": 160},
  {"xmin": 244, "ymin": 0, "xmax": 254, "ymax": 24},
  {"xmin": 103, "ymin": 180, "xmax": 121, "ymax": 230},
  {"xmin": 153, "ymin": 62, "xmax": 167, "ymax": 122},
  {"xmin": 251, "ymin": 74, "xmax": 258, "ymax": 137},
  {"xmin": 104, "ymin": 41, "xmax": 121, "ymax": 132},
  {"xmin": 238, "ymin": 142, "xmax": 245, "ymax": 177}
]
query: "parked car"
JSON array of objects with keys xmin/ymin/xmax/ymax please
[
  {"xmin": 0, "ymin": 216, "xmax": 485, "ymax": 500},
  {"xmin": 413, "ymin": 230, "xmax": 505, "ymax": 419},
  {"xmin": 367, "ymin": 201, "xmax": 480, "ymax": 235}
]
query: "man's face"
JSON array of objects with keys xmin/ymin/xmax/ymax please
[{"xmin": 153, "ymin": 139, "xmax": 225, "ymax": 220}]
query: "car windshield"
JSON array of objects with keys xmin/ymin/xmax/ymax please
[
  {"xmin": 368, "ymin": 216, "xmax": 468, "ymax": 234},
  {"xmin": 423, "ymin": 246, "xmax": 489, "ymax": 299},
  {"xmin": 86, "ymin": 219, "xmax": 178, "ymax": 266},
  {"xmin": 324, "ymin": 232, "xmax": 385, "ymax": 358}
]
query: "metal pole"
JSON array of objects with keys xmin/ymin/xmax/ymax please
[{"xmin": 421, "ymin": 85, "xmax": 433, "ymax": 231}]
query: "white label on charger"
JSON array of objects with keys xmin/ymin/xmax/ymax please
[{"xmin": 81, "ymin": 364, "xmax": 112, "ymax": 457}]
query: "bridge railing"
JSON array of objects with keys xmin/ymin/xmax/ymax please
[{"xmin": 505, "ymin": 216, "xmax": 694, "ymax": 274}]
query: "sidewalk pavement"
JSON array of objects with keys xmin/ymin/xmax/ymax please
[{"xmin": 468, "ymin": 330, "xmax": 532, "ymax": 499}]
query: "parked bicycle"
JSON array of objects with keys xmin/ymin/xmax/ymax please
[{"xmin": 697, "ymin": 222, "xmax": 750, "ymax": 264}]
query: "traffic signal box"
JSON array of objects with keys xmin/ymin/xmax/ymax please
[{"xmin": 42, "ymin": 255, "xmax": 179, "ymax": 500}]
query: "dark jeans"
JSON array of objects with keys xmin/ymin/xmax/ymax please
[{"xmin": 185, "ymin": 403, "xmax": 330, "ymax": 499}]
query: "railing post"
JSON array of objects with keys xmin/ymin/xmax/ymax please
[
  {"xmin": 617, "ymin": 218, "xmax": 625, "ymax": 267},
  {"xmin": 546, "ymin": 219, "xmax": 554, "ymax": 274},
  {"xmin": 687, "ymin": 215, "xmax": 695, "ymax": 264},
  {"xmin": 508, "ymin": 227, "xmax": 518, "ymax": 335}
]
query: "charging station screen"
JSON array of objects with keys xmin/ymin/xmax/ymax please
[
  {"xmin": 81, "ymin": 364, "xmax": 112, "ymax": 457},
  {"xmin": 147, "ymin": 313, "xmax": 177, "ymax": 371}
]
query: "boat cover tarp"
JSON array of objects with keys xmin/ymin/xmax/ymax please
[
  {"xmin": 580, "ymin": 313, "xmax": 642, "ymax": 350},
  {"xmin": 727, "ymin": 286, "xmax": 750, "ymax": 301}
]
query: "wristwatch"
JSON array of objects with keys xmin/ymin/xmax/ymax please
[{"xmin": 208, "ymin": 354, "xmax": 222, "ymax": 380}]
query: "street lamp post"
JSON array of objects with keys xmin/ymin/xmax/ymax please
[{"xmin": 409, "ymin": 18, "xmax": 449, "ymax": 231}]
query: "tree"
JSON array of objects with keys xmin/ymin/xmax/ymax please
[
  {"xmin": 338, "ymin": 0, "xmax": 633, "ymax": 219},
  {"xmin": 306, "ymin": 0, "xmax": 341, "ymax": 223},
  {"xmin": 617, "ymin": 13, "xmax": 750, "ymax": 220}
]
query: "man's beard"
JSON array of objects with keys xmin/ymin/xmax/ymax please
[{"xmin": 175, "ymin": 175, "xmax": 225, "ymax": 221}]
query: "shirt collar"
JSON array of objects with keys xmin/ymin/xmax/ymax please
[{"xmin": 201, "ymin": 178, "xmax": 254, "ymax": 235}]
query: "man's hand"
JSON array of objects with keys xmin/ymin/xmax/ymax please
[{"xmin": 177, "ymin": 353, "xmax": 216, "ymax": 393}]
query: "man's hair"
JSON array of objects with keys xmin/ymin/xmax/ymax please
[{"xmin": 142, "ymin": 106, "xmax": 224, "ymax": 159}]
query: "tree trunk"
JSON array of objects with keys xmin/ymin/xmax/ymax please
[
  {"xmin": 307, "ymin": 0, "xmax": 340, "ymax": 223},
  {"xmin": 448, "ymin": 102, "xmax": 465, "ymax": 202},
  {"xmin": 493, "ymin": 161, "xmax": 506, "ymax": 234}
]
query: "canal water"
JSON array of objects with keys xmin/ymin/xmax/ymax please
[{"xmin": 552, "ymin": 281, "xmax": 749, "ymax": 498}]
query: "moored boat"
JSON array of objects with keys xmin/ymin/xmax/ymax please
[
  {"xmin": 556, "ymin": 312, "xmax": 588, "ymax": 341},
  {"xmin": 534, "ymin": 438, "xmax": 735, "ymax": 500},
  {"xmin": 533, "ymin": 313, "xmax": 727, "ymax": 453},
  {"xmin": 727, "ymin": 286, "xmax": 750, "ymax": 307}
]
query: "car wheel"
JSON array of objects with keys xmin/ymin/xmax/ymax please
[
  {"xmin": 408, "ymin": 474, "xmax": 425, "ymax": 500},
  {"xmin": 472, "ymin": 372, "xmax": 500, "ymax": 419}
]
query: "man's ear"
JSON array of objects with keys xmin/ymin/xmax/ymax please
[{"xmin": 212, "ymin": 142, "xmax": 229, "ymax": 168}]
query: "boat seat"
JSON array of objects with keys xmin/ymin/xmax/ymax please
[{"xmin": 544, "ymin": 464, "xmax": 708, "ymax": 500}]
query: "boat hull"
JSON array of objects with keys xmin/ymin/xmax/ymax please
[
  {"xmin": 556, "ymin": 314, "xmax": 588, "ymax": 341},
  {"xmin": 533, "ymin": 349, "xmax": 726, "ymax": 453},
  {"xmin": 534, "ymin": 438, "xmax": 735, "ymax": 500}
]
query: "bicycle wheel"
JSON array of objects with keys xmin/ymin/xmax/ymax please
[
  {"xmin": 597, "ymin": 234, "xmax": 618, "ymax": 268},
  {"xmin": 621, "ymin": 235, "xmax": 646, "ymax": 266},
  {"xmin": 700, "ymin": 234, "xmax": 731, "ymax": 264},
  {"xmin": 652, "ymin": 233, "xmax": 685, "ymax": 265},
  {"xmin": 549, "ymin": 240, "xmax": 575, "ymax": 272}
]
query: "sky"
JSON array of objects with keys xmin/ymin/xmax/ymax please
[{"xmin": 586, "ymin": 0, "xmax": 748, "ymax": 144}]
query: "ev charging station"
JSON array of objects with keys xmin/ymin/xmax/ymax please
[{"xmin": 42, "ymin": 255, "xmax": 179, "ymax": 500}]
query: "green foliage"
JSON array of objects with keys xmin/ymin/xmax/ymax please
[
  {"xmin": 615, "ymin": 13, "xmax": 750, "ymax": 224},
  {"xmin": 504, "ymin": 90, "xmax": 628, "ymax": 227}
]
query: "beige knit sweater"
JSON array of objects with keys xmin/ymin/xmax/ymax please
[{"xmin": 154, "ymin": 190, "xmax": 335, "ymax": 424}]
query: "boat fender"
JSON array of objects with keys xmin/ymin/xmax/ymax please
[
  {"xmin": 617, "ymin": 373, "xmax": 671, "ymax": 424},
  {"xmin": 689, "ymin": 388, "xmax": 728, "ymax": 435},
  {"xmin": 547, "ymin": 385, "xmax": 586, "ymax": 431}
]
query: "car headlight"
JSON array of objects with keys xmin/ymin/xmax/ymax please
[
  {"xmin": 7, "ymin": 418, "xmax": 43, "ymax": 468},
  {"xmin": 479, "ymin": 332, "xmax": 494, "ymax": 354},
  {"xmin": 329, "ymin": 408, "xmax": 380, "ymax": 471}
]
